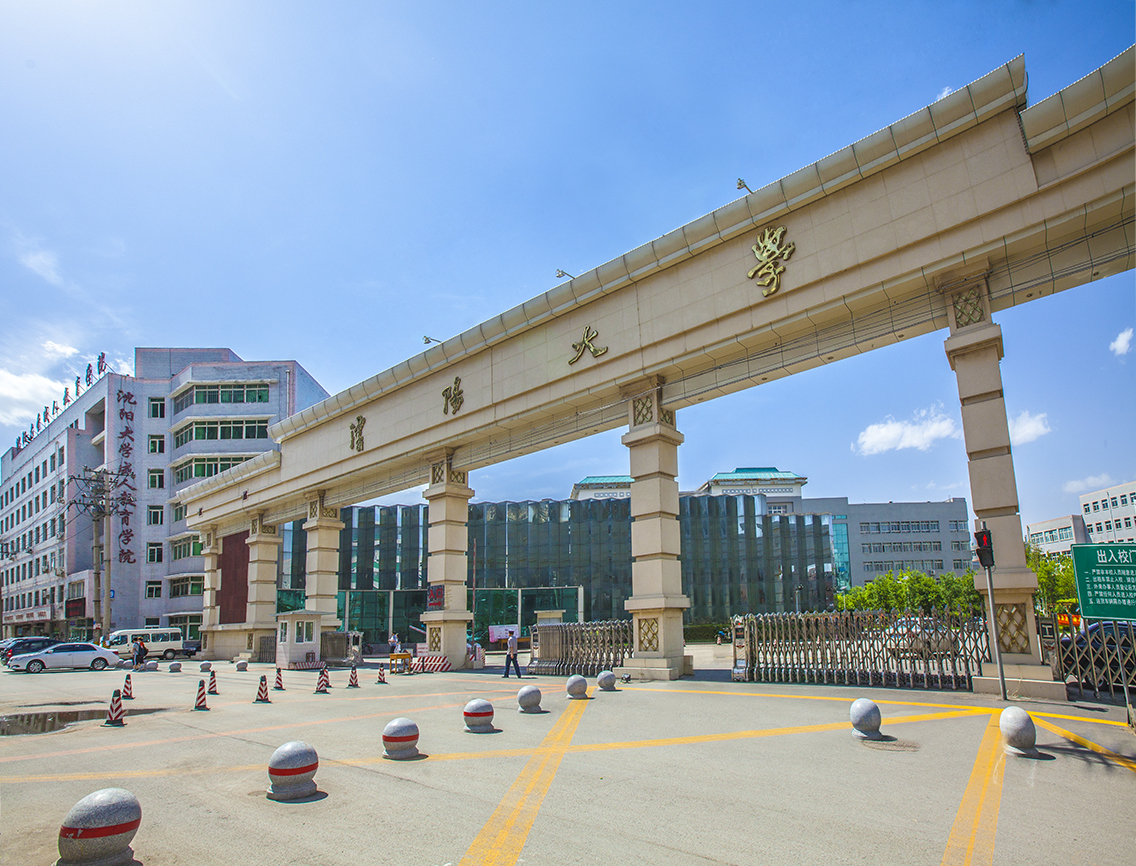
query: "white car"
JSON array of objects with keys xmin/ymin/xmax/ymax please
[{"xmin": 8, "ymin": 642, "xmax": 122, "ymax": 673}]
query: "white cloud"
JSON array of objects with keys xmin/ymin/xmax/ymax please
[
  {"xmin": 1109, "ymin": 327, "xmax": 1132, "ymax": 357},
  {"xmin": 0, "ymin": 368, "xmax": 68, "ymax": 427},
  {"xmin": 1062, "ymin": 473, "xmax": 1116, "ymax": 495},
  {"xmin": 43, "ymin": 340, "xmax": 79, "ymax": 359},
  {"xmin": 1008, "ymin": 410, "xmax": 1051, "ymax": 445},
  {"xmin": 18, "ymin": 248, "xmax": 63, "ymax": 285},
  {"xmin": 854, "ymin": 407, "xmax": 960, "ymax": 456},
  {"xmin": 935, "ymin": 86, "xmax": 953, "ymax": 101}
]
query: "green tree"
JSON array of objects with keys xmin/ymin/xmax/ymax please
[
  {"xmin": 836, "ymin": 569, "xmax": 983, "ymax": 615},
  {"xmin": 1026, "ymin": 544, "xmax": 1076, "ymax": 614}
]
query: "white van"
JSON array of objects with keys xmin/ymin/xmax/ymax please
[{"xmin": 106, "ymin": 627, "xmax": 187, "ymax": 661}]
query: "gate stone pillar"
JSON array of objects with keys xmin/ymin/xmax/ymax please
[
  {"xmin": 620, "ymin": 379, "xmax": 690, "ymax": 681},
  {"xmin": 303, "ymin": 493, "xmax": 344, "ymax": 631},
  {"xmin": 246, "ymin": 514, "xmax": 283, "ymax": 658},
  {"xmin": 421, "ymin": 453, "xmax": 474, "ymax": 669},
  {"xmin": 200, "ymin": 527, "xmax": 220, "ymax": 659},
  {"xmin": 940, "ymin": 266, "xmax": 1064, "ymax": 700}
]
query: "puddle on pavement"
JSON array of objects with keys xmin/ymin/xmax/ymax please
[{"xmin": 0, "ymin": 707, "xmax": 166, "ymax": 735}]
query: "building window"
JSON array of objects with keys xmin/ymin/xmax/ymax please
[
  {"xmin": 172, "ymin": 503, "xmax": 187, "ymax": 523},
  {"xmin": 1125, "ymin": 518, "xmax": 1132, "ymax": 529},
  {"xmin": 173, "ymin": 456, "xmax": 250, "ymax": 485},
  {"xmin": 170, "ymin": 576, "xmax": 203, "ymax": 597},
  {"xmin": 144, "ymin": 617, "xmax": 160, "ymax": 627},
  {"xmin": 145, "ymin": 581, "xmax": 162, "ymax": 598},
  {"xmin": 1092, "ymin": 501, "xmax": 1099, "ymax": 512},
  {"xmin": 1111, "ymin": 497, "xmax": 1119, "ymax": 508},
  {"xmin": 169, "ymin": 614, "xmax": 202, "ymax": 640},
  {"xmin": 147, "ymin": 543, "xmax": 163, "ymax": 563},
  {"xmin": 171, "ymin": 536, "xmax": 202, "ymax": 560},
  {"xmin": 149, "ymin": 436, "xmax": 165, "ymax": 454},
  {"xmin": 1083, "ymin": 503, "xmax": 1092, "ymax": 514},
  {"xmin": 172, "ymin": 384, "xmax": 269, "ymax": 414},
  {"xmin": 1095, "ymin": 523, "xmax": 1102, "ymax": 533},
  {"xmin": 148, "ymin": 470, "xmax": 164, "ymax": 489},
  {"xmin": 173, "ymin": 420, "xmax": 269, "ymax": 449},
  {"xmin": 147, "ymin": 506, "xmax": 164, "ymax": 526},
  {"xmin": 1121, "ymin": 494, "xmax": 1129, "ymax": 506},
  {"xmin": 149, "ymin": 398, "xmax": 165, "ymax": 419}
]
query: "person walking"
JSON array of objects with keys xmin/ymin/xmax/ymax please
[{"xmin": 503, "ymin": 629, "xmax": 522, "ymax": 678}]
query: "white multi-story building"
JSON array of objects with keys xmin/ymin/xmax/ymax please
[
  {"xmin": 1, "ymin": 348, "xmax": 327, "ymax": 641},
  {"xmin": 1079, "ymin": 481, "xmax": 1136, "ymax": 544},
  {"xmin": 1025, "ymin": 514, "xmax": 1088, "ymax": 557}
]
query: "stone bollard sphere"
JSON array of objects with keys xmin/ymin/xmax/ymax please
[
  {"xmin": 168, "ymin": 662, "xmax": 181, "ymax": 673},
  {"xmin": 999, "ymin": 706, "xmax": 1038, "ymax": 756},
  {"xmin": 57, "ymin": 787, "xmax": 142, "ymax": 866},
  {"xmin": 566, "ymin": 675, "xmax": 588, "ymax": 699},
  {"xmin": 266, "ymin": 741, "xmax": 319, "ymax": 801},
  {"xmin": 382, "ymin": 717, "xmax": 420, "ymax": 759},
  {"xmin": 597, "ymin": 670, "xmax": 617, "ymax": 691},
  {"xmin": 144, "ymin": 660, "xmax": 158, "ymax": 672},
  {"xmin": 517, "ymin": 685, "xmax": 543, "ymax": 713},
  {"xmin": 199, "ymin": 661, "xmax": 212, "ymax": 672},
  {"xmin": 235, "ymin": 660, "xmax": 248, "ymax": 672},
  {"xmin": 850, "ymin": 698, "xmax": 883, "ymax": 740},
  {"xmin": 463, "ymin": 699, "xmax": 495, "ymax": 733}
]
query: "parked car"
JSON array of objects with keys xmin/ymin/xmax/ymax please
[
  {"xmin": 3, "ymin": 636, "xmax": 61, "ymax": 665},
  {"xmin": 1059, "ymin": 621, "xmax": 1136, "ymax": 687},
  {"xmin": 883, "ymin": 617, "xmax": 957, "ymax": 658},
  {"xmin": 8, "ymin": 642, "xmax": 121, "ymax": 673}
]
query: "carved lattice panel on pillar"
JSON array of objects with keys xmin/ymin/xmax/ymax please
[
  {"xmin": 431, "ymin": 462, "xmax": 446, "ymax": 485},
  {"xmin": 428, "ymin": 626, "xmax": 441, "ymax": 652},
  {"xmin": 996, "ymin": 603, "xmax": 1031, "ymax": 654},
  {"xmin": 638, "ymin": 617, "xmax": 659, "ymax": 652},
  {"xmin": 660, "ymin": 407, "xmax": 674, "ymax": 427},
  {"xmin": 952, "ymin": 287, "xmax": 985, "ymax": 327},
  {"xmin": 633, "ymin": 396, "xmax": 654, "ymax": 426},
  {"xmin": 449, "ymin": 468, "xmax": 467, "ymax": 485}
]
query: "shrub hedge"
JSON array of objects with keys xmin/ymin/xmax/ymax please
[{"xmin": 683, "ymin": 622, "xmax": 732, "ymax": 642}]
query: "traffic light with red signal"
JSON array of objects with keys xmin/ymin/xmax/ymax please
[{"xmin": 974, "ymin": 527, "xmax": 995, "ymax": 569}]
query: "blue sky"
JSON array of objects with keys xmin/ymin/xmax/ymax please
[{"xmin": 1, "ymin": 2, "xmax": 1132, "ymax": 530}]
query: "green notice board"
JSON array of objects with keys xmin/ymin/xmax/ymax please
[{"xmin": 1071, "ymin": 543, "xmax": 1136, "ymax": 621}]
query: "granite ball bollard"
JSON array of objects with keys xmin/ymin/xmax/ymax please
[
  {"xmin": 463, "ymin": 699, "xmax": 495, "ymax": 733},
  {"xmin": 56, "ymin": 787, "xmax": 141, "ymax": 866},
  {"xmin": 235, "ymin": 660, "xmax": 248, "ymax": 672},
  {"xmin": 382, "ymin": 718, "xmax": 420, "ymax": 759},
  {"xmin": 168, "ymin": 662, "xmax": 182, "ymax": 673},
  {"xmin": 517, "ymin": 685, "xmax": 543, "ymax": 713},
  {"xmin": 999, "ymin": 706, "xmax": 1038, "ymax": 756},
  {"xmin": 850, "ymin": 698, "xmax": 883, "ymax": 740},
  {"xmin": 597, "ymin": 670, "xmax": 617, "ymax": 691},
  {"xmin": 566, "ymin": 675, "xmax": 588, "ymax": 699},
  {"xmin": 199, "ymin": 661, "xmax": 212, "ymax": 673},
  {"xmin": 266, "ymin": 741, "xmax": 319, "ymax": 801}
]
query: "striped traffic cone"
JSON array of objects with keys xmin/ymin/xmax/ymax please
[
  {"xmin": 375, "ymin": 663, "xmax": 386, "ymax": 684},
  {"xmin": 273, "ymin": 667, "xmax": 285, "ymax": 691},
  {"xmin": 208, "ymin": 669, "xmax": 219, "ymax": 695},
  {"xmin": 255, "ymin": 675, "xmax": 271, "ymax": 703},
  {"xmin": 121, "ymin": 673, "xmax": 134, "ymax": 700},
  {"xmin": 194, "ymin": 679, "xmax": 209, "ymax": 711},
  {"xmin": 104, "ymin": 689, "xmax": 126, "ymax": 726},
  {"xmin": 347, "ymin": 665, "xmax": 360, "ymax": 688},
  {"xmin": 314, "ymin": 668, "xmax": 330, "ymax": 694}
]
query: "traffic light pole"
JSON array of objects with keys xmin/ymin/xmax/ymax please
[{"xmin": 977, "ymin": 521, "xmax": 1008, "ymax": 701}]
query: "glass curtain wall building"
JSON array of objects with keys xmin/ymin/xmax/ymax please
[{"xmin": 277, "ymin": 494, "xmax": 835, "ymax": 646}]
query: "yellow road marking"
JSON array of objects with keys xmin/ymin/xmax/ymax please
[
  {"xmin": 458, "ymin": 696, "xmax": 589, "ymax": 866},
  {"xmin": 941, "ymin": 713, "xmax": 1004, "ymax": 866},
  {"xmin": 1034, "ymin": 718, "xmax": 1136, "ymax": 773}
]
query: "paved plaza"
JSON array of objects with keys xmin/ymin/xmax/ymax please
[{"xmin": 1, "ymin": 647, "xmax": 1133, "ymax": 865}]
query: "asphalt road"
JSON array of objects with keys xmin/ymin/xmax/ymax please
[{"xmin": 1, "ymin": 646, "xmax": 1132, "ymax": 865}]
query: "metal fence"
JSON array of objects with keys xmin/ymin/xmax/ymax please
[
  {"xmin": 1041, "ymin": 614, "xmax": 1135, "ymax": 702},
  {"xmin": 529, "ymin": 620, "xmax": 634, "ymax": 677},
  {"xmin": 732, "ymin": 609, "xmax": 990, "ymax": 691}
]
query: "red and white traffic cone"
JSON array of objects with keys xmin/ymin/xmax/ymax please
[
  {"xmin": 104, "ymin": 689, "xmax": 126, "ymax": 726},
  {"xmin": 194, "ymin": 679, "xmax": 209, "ymax": 711},
  {"xmin": 208, "ymin": 669, "xmax": 219, "ymax": 695},
  {"xmin": 255, "ymin": 675, "xmax": 271, "ymax": 703},
  {"xmin": 273, "ymin": 667, "xmax": 285, "ymax": 691},
  {"xmin": 375, "ymin": 664, "xmax": 386, "ymax": 684},
  {"xmin": 347, "ymin": 665, "xmax": 360, "ymax": 688},
  {"xmin": 314, "ymin": 668, "xmax": 330, "ymax": 694},
  {"xmin": 121, "ymin": 673, "xmax": 134, "ymax": 700}
]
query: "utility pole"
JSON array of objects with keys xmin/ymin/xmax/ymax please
[
  {"xmin": 974, "ymin": 523, "xmax": 1007, "ymax": 701},
  {"xmin": 68, "ymin": 466, "xmax": 134, "ymax": 642}
]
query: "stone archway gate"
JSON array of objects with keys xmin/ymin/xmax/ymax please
[{"xmin": 185, "ymin": 50, "xmax": 1134, "ymax": 688}]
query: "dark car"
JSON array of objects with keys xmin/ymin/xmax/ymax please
[
  {"xmin": 3, "ymin": 636, "xmax": 61, "ymax": 665},
  {"xmin": 1059, "ymin": 621, "xmax": 1136, "ymax": 687}
]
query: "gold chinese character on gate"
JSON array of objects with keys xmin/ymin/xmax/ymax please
[
  {"xmin": 442, "ymin": 376, "xmax": 464, "ymax": 415},
  {"xmin": 569, "ymin": 326, "xmax": 608, "ymax": 365},
  {"xmin": 349, "ymin": 415, "xmax": 366, "ymax": 452},
  {"xmin": 747, "ymin": 225, "xmax": 795, "ymax": 297}
]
